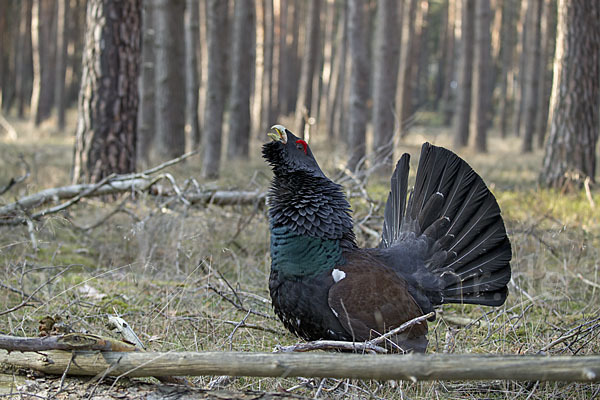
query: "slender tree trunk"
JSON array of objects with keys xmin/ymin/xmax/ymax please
[
  {"xmin": 294, "ymin": 0, "xmax": 321, "ymax": 137},
  {"xmin": 185, "ymin": 0, "xmax": 201, "ymax": 151},
  {"xmin": 536, "ymin": 0, "xmax": 556, "ymax": 148},
  {"xmin": 55, "ymin": 0, "xmax": 68, "ymax": 130},
  {"xmin": 346, "ymin": 0, "xmax": 369, "ymax": 171},
  {"xmin": 414, "ymin": 0, "xmax": 430, "ymax": 108},
  {"xmin": 327, "ymin": 2, "xmax": 348, "ymax": 140},
  {"xmin": 228, "ymin": 0, "xmax": 255, "ymax": 159},
  {"xmin": 67, "ymin": 0, "xmax": 86, "ymax": 106},
  {"xmin": 154, "ymin": 0, "xmax": 185, "ymax": 160},
  {"xmin": 202, "ymin": 0, "xmax": 228, "ymax": 179},
  {"xmin": 277, "ymin": 0, "xmax": 288, "ymax": 117},
  {"xmin": 513, "ymin": 0, "xmax": 530, "ymax": 137},
  {"xmin": 396, "ymin": 0, "xmax": 419, "ymax": 136},
  {"xmin": 73, "ymin": 0, "xmax": 141, "ymax": 184},
  {"xmin": 286, "ymin": 2, "xmax": 302, "ymax": 114},
  {"xmin": 261, "ymin": 0, "xmax": 275, "ymax": 131},
  {"xmin": 137, "ymin": 0, "xmax": 155, "ymax": 167},
  {"xmin": 31, "ymin": 0, "xmax": 57, "ymax": 126},
  {"xmin": 472, "ymin": 0, "xmax": 492, "ymax": 152},
  {"xmin": 15, "ymin": 0, "xmax": 32, "ymax": 118},
  {"xmin": 372, "ymin": 0, "xmax": 399, "ymax": 165},
  {"xmin": 454, "ymin": 0, "xmax": 474, "ymax": 148},
  {"xmin": 521, "ymin": 0, "xmax": 543, "ymax": 153},
  {"xmin": 441, "ymin": 0, "xmax": 456, "ymax": 125},
  {"xmin": 540, "ymin": 0, "xmax": 599, "ymax": 187},
  {"xmin": 498, "ymin": 0, "xmax": 516, "ymax": 138}
]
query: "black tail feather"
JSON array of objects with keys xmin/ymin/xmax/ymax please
[{"xmin": 381, "ymin": 143, "xmax": 512, "ymax": 307}]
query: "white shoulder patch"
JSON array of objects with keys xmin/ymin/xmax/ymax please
[{"xmin": 332, "ymin": 268, "xmax": 346, "ymax": 283}]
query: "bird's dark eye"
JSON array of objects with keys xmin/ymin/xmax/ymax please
[{"xmin": 295, "ymin": 140, "xmax": 308, "ymax": 155}]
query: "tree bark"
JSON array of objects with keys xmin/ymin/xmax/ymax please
[
  {"xmin": 202, "ymin": 0, "xmax": 229, "ymax": 179},
  {"xmin": 346, "ymin": 0, "xmax": 369, "ymax": 171},
  {"xmin": 372, "ymin": 0, "xmax": 399, "ymax": 165},
  {"xmin": 472, "ymin": 0, "xmax": 492, "ymax": 152},
  {"xmin": 498, "ymin": 0, "xmax": 517, "ymax": 138},
  {"xmin": 14, "ymin": 0, "xmax": 32, "ymax": 118},
  {"xmin": 261, "ymin": 0, "xmax": 275, "ymax": 132},
  {"xmin": 536, "ymin": 0, "xmax": 556, "ymax": 148},
  {"xmin": 137, "ymin": 0, "xmax": 156, "ymax": 167},
  {"xmin": 30, "ymin": 0, "xmax": 57, "ymax": 126},
  {"xmin": 294, "ymin": 0, "xmax": 321, "ymax": 137},
  {"xmin": 327, "ymin": 2, "xmax": 348, "ymax": 140},
  {"xmin": 521, "ymin": 0, "xmax": 543, "ymax": 153},
  {"xmin": 453, "ymin": 0, "xmax": 474, "ymax": 148},
  {"xmin": 227, "ymin": 0, "xmax": 255, "ymax": 159},
  {"xmin": 72, "ymin": 0, "xmax": 141, "ymax": 184},
  {"xmin": 185, "ymin": 0, "xmax": 201, "ymax": 151},
  {"xmin": 154, "ymin": 0, "xmax": 185, "ymax": 160},
  {"xmin": 440, "ymin": 0, "xmax": 456, "ymax": 126},
  {"xmin": 276, "ymin": 0, "xmax": 288, "ymax": 118},
  {"xmin": 396, "ymin": 0, "xmax": 419, "ymax": 137},
  {"xmin": 54, "ymin": 0, "xmax": 68, "ymax": 130},
  {"xmin": 513, "ymin": 0, "xmax": 530, "ymax": 137},
  {"xmin": 540, "ymin": 0, "xmax": 599, "ymax": 188}
]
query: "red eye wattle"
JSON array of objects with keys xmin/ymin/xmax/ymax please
[{"xmin": 295, "ymin": 140, "xmax": 308, "ymax": 155}]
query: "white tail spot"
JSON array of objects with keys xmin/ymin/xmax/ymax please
[{"xmin": 332, "ymin": 269, "xmax": 346, "ymax": 283}]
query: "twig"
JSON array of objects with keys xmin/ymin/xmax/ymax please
[
  {"xmin": 0, "ymin": 112, "xmax": 17, "ymax": 141},
  {"xmin": 584, "ymin": 177, "xmax": 595, "ymax": 209},
  {"xmin": 276, "ymin": 340, "xmax": 388, "ymax": 354},
  {"xmin": 0, "ymin": 157, "xmax": 30, "ymax": 195},
  {"xmin": 368, "ymin": 312, "xmax": 435, "ymax": 346}
]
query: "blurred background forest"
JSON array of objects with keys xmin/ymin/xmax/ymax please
[
  {"xmin": 0, "ymin": 0, "xmax": 597, "ymax": 185},
  {"xmin": 0, "ymin": 0, "xmax": 600, "ymax": 398}
]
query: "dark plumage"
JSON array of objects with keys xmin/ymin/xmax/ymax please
[{"xmin": 263, "ymin": 125, "xmax": 512, "ymax": 353}]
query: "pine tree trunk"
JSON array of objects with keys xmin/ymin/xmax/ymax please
[
  {"xmin": 185, "ymin": 0, "xmax": 200, "ymax": 151},
  {"xmin": 154, "ymin": 0, "xmax": 185, "ymax": 160},
  {"xmin": 31, "ymin": 0, "xmax": 57, "ymax": 126},
  {"xmin": 513, "ymin": 0, "xmax": 530, "ymax": 137},
  {"xmin": 346, "ymin": 0, "xmax": 369, "ymax": 171},
  {"xmin": 441, "ymin": 0, "xmax": 456, "ymax": 126},
  {"xmin": 396, "ymin": 0, "xmax": 419, "ymax": 136},
  {"xmin": 414, "ymin": 1, "xmax": 430, "ymax": 109},
  {"xmin": 55, "ymin": 0, "xmax": 68, "ymax": 130},
  {"xmin": 15, "ymin": 0, "xmax": 32, "ymax": 118},
  {"xmin": 294, "ymin": 0, "xmax": 321, "ymax": 137},
  {"xmin": 498, "ymin": 0, "xmax": 516, "ymax": 138},
  {"xmin": 261, "ymin": 0, "xmax": 275, "ymax": 132},
  {"xmin": 277, "ymin": 0, "xmax": 288, "ymax": 117},
  {"xmin": 536, "ymin": 0, "xmax": 556, "ymax": 148},
  {"xmin": 202, "ymin": 0, "xmax": 228, "ymax": 179},
  {"xmin": 73, "ymin": 0, "xmax": 141, "ymax": 184},
  {"xmin": 66, "ymin": 0, "xmax": 86, "ymax": 106},
  {"xmin": 372, "ymin": 0, "xmax": 399, "ymax": 165},
  {"xmin": 137, "ymin": 0, "xmax": 155, "ymax": 167},
  {"xmin": 472, "ymin": 0, "xmax": 492, "ymax": 152},
  {"xmin": 521, "ymin": 0, "xmax": 543, "ymax": 153},
  {"xmin": 286, "ymin": 2, "xmax": 303, "ymax": 114},
  {"xmin": 540, "ymin": 0, "xmax": 599, "ymax": 188},
  {"xmin": 327, "ymin": 2, "xmax": 348, "ymax": 140},
  {"xmin": 228, "ymin": 0, "xmax": 255, "ymax": 159},
  {"xmin": 454, "ymin": 0, "xmax": 474, "ymax": 148}
]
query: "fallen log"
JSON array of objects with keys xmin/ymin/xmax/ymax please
[{"xmin": 1, "ymin": 349, "xmax": 598, "ymax": 382}]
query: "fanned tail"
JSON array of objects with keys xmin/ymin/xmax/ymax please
[{"xmin": 381, "ymin": 143, "xmax": 512, "ymax": 307}]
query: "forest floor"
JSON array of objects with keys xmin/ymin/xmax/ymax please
[{"xmin": 1, "ymin": 112, "xmax": 599, "ymax": 399}]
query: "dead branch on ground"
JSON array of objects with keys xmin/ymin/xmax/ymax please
[{"xmin": 0, "ymin": 345, "xmax": 598, "ymax": 382}]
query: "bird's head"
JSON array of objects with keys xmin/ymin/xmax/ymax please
[{"xmin": 262, "ymin": 124, "xmax": 325, "ymax": 178}]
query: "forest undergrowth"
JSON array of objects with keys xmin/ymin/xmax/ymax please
[{"xmin": 1, "ymin": 116, "xmax": 599, "ymax": 399}]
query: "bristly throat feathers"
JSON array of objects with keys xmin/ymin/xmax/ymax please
[{"xmin": 268, "ymin": 172, "xmax": 357, "ymax": 279}]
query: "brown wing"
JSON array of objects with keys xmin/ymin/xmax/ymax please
[{"xmin": 327, "ymin": 253, "xmax": 429, "ymax": 352}]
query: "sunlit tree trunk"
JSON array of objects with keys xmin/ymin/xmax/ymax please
[
  {"xmin": 540, "ymin": 0, "xmax": 599, "ymax": 188},
  {"xmin": 396, "ymin": 0, "xmax": 419, "ymax": 136},
  {"xmin": 536, "ymin": 0, "xmax": 556, "ymax": 148},
  {"xmin": 513, "ymin": 0, "xmax": 530, "ymax": 137},
  {"xmin": 498, "ymin": 0, "xmax": 516, "ymax": 138},
  {"xmin": 73, "ymin": 0, "xmax": 141, "ymax": 184},
  {"xmin": 261, "ymin": 0, "xmax": 275, "ymax": 131},
  {"xmin": 15, "ymin": 0, "xmax": 32, "ymax": 118},
  {"xmin": 31, "ymin": 0, "xmax": 57, "ymax": 126}
]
